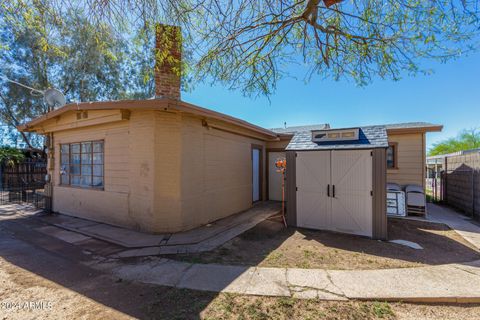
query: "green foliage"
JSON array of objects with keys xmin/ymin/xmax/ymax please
[
  {"xmin": 0, "ymin": 146, "xmax": 25, "ymax": 165},
  {"xmin": 0, "ymin": 1, "xmax": 154, "ymax": 147},
  {"xmin": 370, "ymin": 301, "xmax": 394, "ymax": 318},
  {"xmin": 2, "ymin": 0, "xmax": 479, "ymax": 98},
  {"xmin": 429, "ymin": 128, "xmax": 480, "ymax": 156}
]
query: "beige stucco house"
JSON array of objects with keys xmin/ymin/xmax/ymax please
[{"xmin": 18, "ymin": 27, "xmax": 442, "ymax": 238}]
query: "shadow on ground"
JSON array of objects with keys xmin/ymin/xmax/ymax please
[
  {"xmin": 170, "ymin": 217, "xmax": 480, "ymax": 269},
  {"xmin": 1, "ymin": 210, "xmax": 480, "ymax": 318},
  {"xmin": 0, "ymin": 215, "xmax": 217, "ymax": 319}
]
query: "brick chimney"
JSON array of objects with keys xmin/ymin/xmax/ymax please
[{"xmin": 155, "ymin": 24, "xmax": 182, "ymax": 100}]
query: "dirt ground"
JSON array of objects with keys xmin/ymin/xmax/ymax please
[
  {"xmin": 2, "ymin": 255, "xmax": 480, "ymax": 320},
  {"xmin": 1, "ymin": 215, "xmax": 480, "ymax": 319},
  {"xmin": 2, "ymin": 256, "xmax": 480, "ymax": 320},
  {"xmin": 171, "ymin": 218, "xmax": 480, "ymax": 270},
  {"xmin": 0, "ymin": 256, "xmax": 130, "ymax": 320}
]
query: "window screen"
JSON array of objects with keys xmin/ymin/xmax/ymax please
[{"xmin": 60, "ymin": 141, "xmax": 104, "ymax": 188}]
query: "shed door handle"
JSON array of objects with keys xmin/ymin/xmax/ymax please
[
  {"xmin": 333, "ymin": 185, "xmax": 336, "ymax": 198},
  {"xmin": 327, "ymin": 184, "xmax": 330, "ymax": 197}
]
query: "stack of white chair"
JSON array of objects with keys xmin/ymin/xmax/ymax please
[{"xmin": 405, "ymin": 184, "xmax": 426, "ymax": 216}]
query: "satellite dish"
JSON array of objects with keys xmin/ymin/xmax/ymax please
[{"xmin": 43, "ymin": 88, "xmax": 66, "ymax": 109}]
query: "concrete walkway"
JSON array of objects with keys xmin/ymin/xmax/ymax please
[
  {"xmin": 39, "ymin": 201, "xmax": 281, "ymax": 257},
  {"xmin": 428, "ymin": 203, "xmax": 480, "ymax": 250},
  {"xmin": 91, "ymin": 256, "xmax": 480, "ymax": 303},
  {"xmin": 88, "ymin": 203, "xmax": 480, "ymax": 303}
]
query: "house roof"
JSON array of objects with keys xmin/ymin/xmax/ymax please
[
  {"xmin": 383, "ymin": 122, "xmax": 443, "ymax": 133},
  {"xmin": 286, "ymin": 125, "xmax": 389, "ymax": 151},
  {"xmin": 18, "ymin": 96, "xmax": 442, "ymax": 141},
  {"xmin": 269, "ymin": 122, "xmax": 442, "ymax": 135},
  {"xmin": 17, "ymin": 98, "xmax": 279, "ymax": 139},
  {"xmin": 270, "ymin": 124, "xmax": 330, "ymax": 134},
  {"xmin": 427, "ymin": 148, "xmax": 480, "ymax": 160}
]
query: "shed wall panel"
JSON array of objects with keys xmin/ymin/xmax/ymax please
[
  {"xmin": 372, "ymin": 148, "xmax": 388, "ymax": 240},
  {"xmin": 285, "ymin": 151, "xmax": 297, "ymax": 226}
]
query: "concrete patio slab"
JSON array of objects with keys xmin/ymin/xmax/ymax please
[
  {"xmin": 75, "ymin": 223, "xmax": 167, "ymax": 248},
  {"xmin": 35, "ymin": 225, "xmax": 92, "ymax": 244},
  {"xmin": 40, "ymin": 201, "xmax": 281, "ymax": 256},
  {"xmin": 111, "ymin": 259, "xmax": 191, "ymax": 287},
  {"xmin": 40, "ymin": 214, "xmax": 99, "ymax": 229},
  {"xmin": 177, "ymin": 263, "xmax": 251, "ymax": 293},
  {"xmin": 428, "ymin": 203, "xmax": 480, "ymax": 250},
  {"xmin": 166, "ymin": 202, "xmax": 281, "ymax": 245}
]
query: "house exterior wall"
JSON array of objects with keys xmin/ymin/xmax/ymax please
[
  {"xmin": 49, "ymin": 109, "xmax": 267, "ymax": 233},
  {"xmin": 152, "ymin": 110, "xmax": 183, "ymax": 232},
  {"xmin": 387, "ymin": 132, "xmax": 426, "ymax": 188},
  {"xmin": 52, "ymin": 110, "xmax": 154, "ymax": 229},
  {"xmin": 178, "ymin": 114, "xmax": 266, "ymax": 231},
  {"xmin": 266, "ymin": 139, "xmax": 290, "ymax": 150}
]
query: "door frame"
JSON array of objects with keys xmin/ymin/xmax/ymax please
[
  {"xmin": 266, "ymin": 148, "xmax": 285, "ymax": 200},
  {"xmin": 251, "ymin": 144, "xmax": 263, "ymax": 203}
]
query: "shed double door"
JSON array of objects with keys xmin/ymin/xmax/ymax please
[{"xmin": 296, "ymin": 150, "xmax": 373, "ymax": 237}]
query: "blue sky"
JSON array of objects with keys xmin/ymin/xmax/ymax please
[{"xmin": 184, "ymin": 51, "xmax": 480, "ymax": 152}]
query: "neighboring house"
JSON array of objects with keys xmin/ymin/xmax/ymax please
[
  {"xmin": 17, "ymin": 28, "xmax": 442, "ymax": 239},
  {"xmin": 385, "ymin": 123, "xmax": 443, "ymax": 189}
]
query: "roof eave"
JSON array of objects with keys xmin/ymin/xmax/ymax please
[
  {"xmin": 17, "ymin": 98, "xmax": 279, "ymax": 139},
  {"xmin": 386, "ymin": 125, "xmax": 443, "ymax": 134}
]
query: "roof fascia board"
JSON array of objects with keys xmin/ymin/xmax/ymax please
[
  {"xmin": 17, "ymin": 99, "xmax": 279, "ymax": 139},
  {"xmin": 387, "ymin": 126, "xmax": 443, "ymax": 134}
]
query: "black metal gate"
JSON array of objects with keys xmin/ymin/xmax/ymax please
[{"xmin": 0, "ymin": 160, "xmax": 50, "ymax": 211}]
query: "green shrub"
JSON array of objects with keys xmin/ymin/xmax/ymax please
[{"xmin": 0, "ymin": 146, "xmax": 25, "ymax": 166}]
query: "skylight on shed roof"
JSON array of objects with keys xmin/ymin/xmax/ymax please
[{"xmin": 312, "ymin": 128, "xmax": 359, "ymax": 142}]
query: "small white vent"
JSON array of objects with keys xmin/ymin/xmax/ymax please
[{"xmin": 312, "ymin": 128, "xmax": 359, "ymax": 142}]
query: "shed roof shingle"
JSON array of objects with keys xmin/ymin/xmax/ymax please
[{"xmin": 286, "ymin": 126, "xmax": 388, "ymax": 151}]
